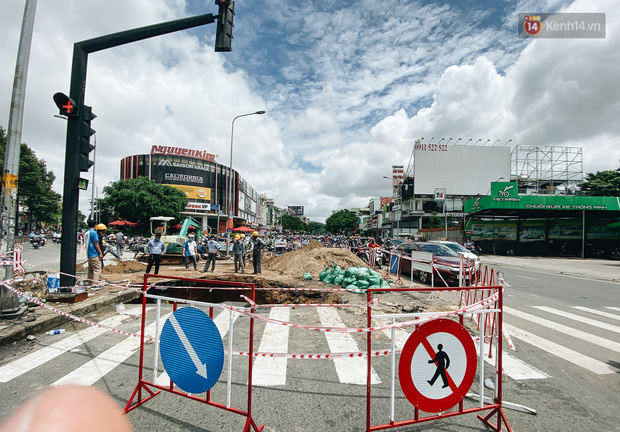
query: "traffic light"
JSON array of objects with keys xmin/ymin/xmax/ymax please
[
  {"xmin": 79, "ymin": 105, "xmax": 96, "ymax": 172},
  {"xmin": 53, "ymin": 92, "xmax": 78, "ymax": 117},
  {"xmin": 214, "ymin": 0, "xmax": 235, "ymax": 52}
]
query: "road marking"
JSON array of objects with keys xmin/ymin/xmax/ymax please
[
  {"xmin": 504, "ymin": 323, "xmax": 617, "ymax": 375},
  {"xmin": 252, "ymin": 307, "xmax": 290, "ymax": 387},
  {"xmin": 474, "ymin": 339, "xmax": 549, "ymax": 380},
  {"xmin": 505, "ymin": 307, "xmax": 620, "ymax": 354},
  {"xmin": 318, "ymin": 307, "xmax": 380, "ymax": 385},
  {"xmin": 534, "ymin": 306, "xmax": 620, "ymax": 334},
  {"xmin": 513, "ymin": 275, "xmax": 537, "ymax": 280},
  {"xmin": 0, "ymin": 307, "xmax": 145, "ymax": 383},
  {"xmin": 156, "ymin": 308, "xmax": 239, "ymax": 386},
  {"xmin": 572, "ymin": 306, "xmax": 620, "ymax": 321},
  {"xmin": 53, "ymin": 312, "xmax": 171, "ymax": 387},
  {"xmin": 606, "ymin": 307, "xmax": 620, "ymax": 313}
]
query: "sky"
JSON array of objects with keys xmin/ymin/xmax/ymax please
[{"xmin": 1, "ymin": 0, "xmax": 618, "ymax": 223}]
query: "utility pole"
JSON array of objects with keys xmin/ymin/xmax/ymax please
[{"xmin": 0, "ymin": 0, "xmax": 37, "ymax": 319}]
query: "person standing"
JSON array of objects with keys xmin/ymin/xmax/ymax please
[
  {"xmin": 251, "ymin": 231, "xmax": 264, "ymax": 274},
  {"xmin": 183, "ymin": 234, "xmax": 198, "ymax": 270},
  {"xmin": 203, "ymin": 235, "xmax": 221, "ymax": 272},
  {"xmin": 240, "ymin": 234, "xmax": 248, "ymax": 265},
  {"xmin": 86, "ymin": 220, "xmax": 103, "ymax": 282},
  {"xmin": 115, "ymin": 231, "xmax": 124, "ymax": 256},
  {"xmin": 232, "ymin": 235, "xmax": 245, "ymax": 274},
  {"xmin": 145, "ymin": 229, "xmax": 167, "ymax": 275}
]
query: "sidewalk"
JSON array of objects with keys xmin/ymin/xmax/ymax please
[{"xmin": 480, "ymin": 255, "xmax": 620, "ymax": 283}]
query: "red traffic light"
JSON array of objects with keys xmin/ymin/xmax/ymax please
[{"xmin": 53, "ymin": 92, "xmax": 78, "ymax": 117}]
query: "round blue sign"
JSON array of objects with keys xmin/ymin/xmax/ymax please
[{"xmin": 160, "ymin": 307, "xmax": 224, "ymax": 394}]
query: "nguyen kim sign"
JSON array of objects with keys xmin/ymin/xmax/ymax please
[{"xmin": 151, "ymin": 145, "xmax": 216, "ymax": 163}]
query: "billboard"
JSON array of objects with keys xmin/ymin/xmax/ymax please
[
  {"xmin": 414, "ymin": 145, "xmax": 510, "ymax": 196},
  {"xmin": 168, "ymin": 184, "xmax": 211, "ymax": 200},
  {"xmin": 288, "ymin": 206, "xmax": 304, "ymax": 216}
]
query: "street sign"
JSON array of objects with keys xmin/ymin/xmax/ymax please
[
  {"xmin": 434, "ymin": 188, "xmax": 446, "ymax": 201},
  {"xmin": 160, "ymin": 307, "xmax": 224, "ymax": 394},
  {"xmin": 399, "ymin": 319, "xmax": 477, "ymax": 413}
]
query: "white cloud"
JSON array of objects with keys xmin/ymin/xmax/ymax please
[{"xmin": 1, "ymin": 0, "xmax": 618, "ymax": 225}]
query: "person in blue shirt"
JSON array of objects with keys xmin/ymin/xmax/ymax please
[
  {"xmin": 86, "ymin": 219, "xmax": 103, "ymax": 282},
  {"xmin": 203, "ymin": 235, "xmax": 221, "ymax": 272},
  {"xmin": 145, "ymin": 229, "xmax": 167, "ymax": 275}
]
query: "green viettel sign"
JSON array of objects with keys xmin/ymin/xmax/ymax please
[{"xmin": 465, "ymin": 194, "xmax": 620, "ymax": 213}]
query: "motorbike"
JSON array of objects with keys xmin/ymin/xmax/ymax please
[{"xmin": 30, "ymin": 237, "xmax": 41, "ymax": 249}]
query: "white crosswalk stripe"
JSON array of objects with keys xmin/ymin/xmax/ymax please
[
  {"xmin": 53, "ymin": 311, "xmax": 172, "ymax": 386},
  {"xmin": 0, "ymin": 306, "xmax": 145, "ymax": 383},
  {"xmin": 318, "ymin": 307, "xmax": 381, "ymax": 385},
  {"xmin": 504, "ymin": 323, "xmax": 617, "ymax": 375},
  {"xmin": 252, "ymin": 307, "xmax": 290, "ymax": 387},
  {"xmin": 571, "ymin": 306, "xmax": 620, "ymax": 321},
  {"xmin": 533, "ymin": 306, "xmax": 620, "ymax": 334},
  {"xmin": 504, "ymin": 306, "xmax": 620, "ymax": 354}
]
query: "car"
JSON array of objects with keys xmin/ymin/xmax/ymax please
[
  {"xmin": 429, "ymin": 240, "xmax": 480, "ymax": 268},
  {"xmin": 395, "ymin": 241, "xmax": 474, "ymax": 286}
]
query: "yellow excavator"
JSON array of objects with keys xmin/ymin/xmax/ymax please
[{"xmin": 144, "ymin": 216, "xmax": 203, "ymax": 263}]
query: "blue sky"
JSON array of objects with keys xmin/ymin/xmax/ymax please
[{"xmin": 1, "ymin": 0, "xmax": 618, "ymax": 222}]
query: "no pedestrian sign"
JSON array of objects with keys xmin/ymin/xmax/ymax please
[
  {"xmin": 160, "ymin": 307, "xmax": 224, "ymax": 394},
  {"xmin": 399, "ymin": 319, "xmax": 477, "ymax": 413}
]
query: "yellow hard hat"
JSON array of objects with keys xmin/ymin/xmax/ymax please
[
  {"xmin": 234, "ymin": 235, "xmax": 240, "ymax": 240},
  {"xmin": 252, "ymin": 231, "xmax": 259, "ymax": 236},
  {"xmin": 96, "ymin": 223, "xmax": 107, "ymax": 230},
  {"xmin": 240, "ymin": 234, "xmax": 245, "ymax": 238}
]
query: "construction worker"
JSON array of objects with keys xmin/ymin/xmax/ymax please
[
  {"xmin": 232, "ymin": 235, "xmax": 245, "ymax": 273},
  {"xmin": 251, "ymin": 231, "xmax": 264, "ymax": 274}
]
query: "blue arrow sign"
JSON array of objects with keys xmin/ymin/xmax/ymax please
[{"xmin": 160, "ymin": 307, "xmax": 224, "ymax": 394}]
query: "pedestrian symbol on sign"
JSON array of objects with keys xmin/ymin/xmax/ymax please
[{"xmin": 399, "ymin": 319, "xmax": 477, "ymax": 413}]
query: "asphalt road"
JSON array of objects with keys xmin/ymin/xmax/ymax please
[{"xmin": 1, "ymin": 249, "xmax": 619, "ymax": 431}]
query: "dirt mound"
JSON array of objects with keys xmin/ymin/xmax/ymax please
[
  {"xmin": 262, "ymin": 246, "xmax": 369, "ymax": 279},
  {"xmin": 303, "ymin": 240, "xmax": 323, "ymax": 250},
  {"xmin": 102, "ymin": 260, "xmax": 145, "ymax": 274}
]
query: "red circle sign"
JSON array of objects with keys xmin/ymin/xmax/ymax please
[{"xmin": 399, "ymin": 319, "xmax": 477, "ymax": 413}]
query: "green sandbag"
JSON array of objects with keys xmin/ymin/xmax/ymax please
[
  {"xmin": 356, "ymin": 280, "xmax": 370, "ymax": 289},
  {"xmin": 368, "ymin": 275, "xmax": 381, "ymax": 286},
  {"xmin": 319, "ymin": 270, "xmax": 329, "ymax": 281},
  {"xmin": 343, "ymin": 275, "xmax": 356, "ymax": 286},
  {"xmin": 334, "ymin": 276, "xmax": 344, "ymax": 285},
  {"xmin": 303, "ymin": 272, "xmax": 313, "ymax": 280},
  {"xmin": 380, "ymin": 280, "xmax": 392, "ymax": 288},
  {"xmin": 324, "ymin": 275, "xmax": 335, "ymax": 284},
  {"xmin": 357, "ymin": 272, "xmax": 368, "ymax": 282}
]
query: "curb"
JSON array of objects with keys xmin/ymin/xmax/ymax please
[{"xmin": 0, "ymin": 288, "xmax": 141, "ymax": 346}]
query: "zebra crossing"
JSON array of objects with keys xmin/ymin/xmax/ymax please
[{"xmin": 0, "ymin": 303, "xmax": 618, "ymax": 390}]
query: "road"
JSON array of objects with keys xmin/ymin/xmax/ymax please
[{"xmin": 0, "ymin": 250, "xmax": 618, "ymax": 431}]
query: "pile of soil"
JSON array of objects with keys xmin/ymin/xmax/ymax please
[
  {"xmin": 102, "ymin": 260, "xmax": 146, "ymax": 274},
  {"xmin": 262, "ymin": 243, "xmax": 369, "ymax": 279}
]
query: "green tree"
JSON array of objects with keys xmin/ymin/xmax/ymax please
[
  {"xmin": 308, "ymin": 221, "xmax": 325, "ymax": 234},
  {"xmin": 325, "ymin": 209, "xmax": 359, "ymax": 234},
  {"xmin": 281, "ymin": 214, "xmax": 308, "ymax": 232},
  {"xmin": 100, "ymin": 177, "xmax": 187, "ymax": 226},
  {"xmin": 0, "ymin": 127, "xmax": 61, "ymax": 229},
  {"xmin": 425, "ymin": 212, "xmax": 442, "ymax": 229},
  {"xmin": 579, "ymin": 170, "xmax": 620, "ymax": 197}
]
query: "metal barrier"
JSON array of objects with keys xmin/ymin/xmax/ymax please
[
  {"xmin": 124, "ymin": 273, "xmax": 264, "ymax": 432},
  {"xmin": 365, "ymin": 283, "xmax": 512, "ymax": 432}
]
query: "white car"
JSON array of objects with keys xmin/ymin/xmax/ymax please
[{"xmin": 429, "ymin": 241, "xmax": 480, "ymax": 267}]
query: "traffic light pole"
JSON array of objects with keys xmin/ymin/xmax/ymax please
[{"xmin": 59, "ymin": 13, "xmax": 216, "ymax": 287}]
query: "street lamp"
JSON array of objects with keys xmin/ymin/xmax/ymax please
[{"xmin": 226, "ymin": 110, "xmax": 266, "ymax": 255}]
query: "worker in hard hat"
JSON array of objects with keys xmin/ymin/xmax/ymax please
[
  {"xmin": 251, "ymin": 232, "xmax": 264, "ymax": 274},
  {"xmin": 86, "ymin": 220, "xmax": 103, "ymax": 282},
  {"xmin": 232, "ymin": 234, "xmax": 245, "ymax": 274},
  {"xmin": 183, "ymin": 234, "xmax": 198, "ymax": 271}
]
